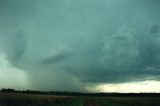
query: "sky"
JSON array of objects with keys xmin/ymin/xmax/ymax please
[{"xmin": 0, "ymin": 0, "xmax": 160, "ymax": 92}]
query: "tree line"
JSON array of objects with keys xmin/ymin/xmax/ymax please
[{"xmin": 1, "ymin": 88, "xmax": 160, "ymax": 97}]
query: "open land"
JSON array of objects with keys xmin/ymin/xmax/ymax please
[{"xmin": 1, "ymin": 92, "xmax": 160, "ymax": 106}]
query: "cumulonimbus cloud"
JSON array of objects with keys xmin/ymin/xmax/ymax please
[{"xmin": 0, "ymin": 0, "xmax": 160, "ymax": 91}]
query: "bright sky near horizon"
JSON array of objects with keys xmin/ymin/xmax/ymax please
[{"xmin": 0, "ymin": 0, "xmax": 160, "ymax": 92}]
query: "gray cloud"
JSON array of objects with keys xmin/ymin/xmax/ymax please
[
  {"xmin": 150, "ymin": 24, "xmax": 160, "ymax": 34},
  {"xmin": 1, "ymin": 0, "xmax": 160, "ymax": 91}
]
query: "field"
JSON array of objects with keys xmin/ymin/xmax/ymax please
[{"xmin": 1, "ymin": 92, "xmax": 160, "ymax": 106}]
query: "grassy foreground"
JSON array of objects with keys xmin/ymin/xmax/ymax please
[{"xmin": 1, "ymin": 92, "xmax": 160, "ymax": 106}]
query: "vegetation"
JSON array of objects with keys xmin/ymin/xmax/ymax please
[{"xmin": 1, "ymin": 89, "xmax": 160, "ymax": 106}]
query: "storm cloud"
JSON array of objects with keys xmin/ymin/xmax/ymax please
[{"xmin": 0, "ymin": 0, "xmax": 160, "ymax": 91}]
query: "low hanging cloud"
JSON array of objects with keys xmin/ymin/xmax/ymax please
[{"xmin": 0, "ymin": 0, "xmax": 160, "ymax": 91}]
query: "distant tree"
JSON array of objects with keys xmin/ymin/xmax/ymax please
[{"xmin": 1, "ymin": 88, "xmax": 16, "ymax": 92}]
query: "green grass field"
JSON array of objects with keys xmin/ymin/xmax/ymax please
[{"xmin": 1, "ymin": 92, "xmax": 160, "ymax": 106}]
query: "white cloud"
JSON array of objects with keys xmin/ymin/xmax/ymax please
[{"xmin": 88, "ymin": 80, "xmax": 160, "ymax": 93}]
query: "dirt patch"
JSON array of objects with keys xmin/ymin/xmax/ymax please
[{"xmin": 83, "ymin": 99, "xmax": 101, "ymax": 106}]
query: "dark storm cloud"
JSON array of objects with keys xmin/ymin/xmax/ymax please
[
  {"xmin": 150, "ymin": 24, "xmax": 160, "ymax": 34},
  {"xmin": 6, "ymin": 31, "xmax": 27, "ymax": 62},
  {"xmin": 1, "ymin": 0, "xmax": 160, "ymax": 91},
  {"xmin": 41, "ymin": 50, "xmax": 73, "ymax": 65},
  {"xmin": 0, "ymin": 0, "xmax": 38, "ymax": 27},
  {"xmin": 62, "ymin": 25, "xmax": 160, "ymax": 83}
]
